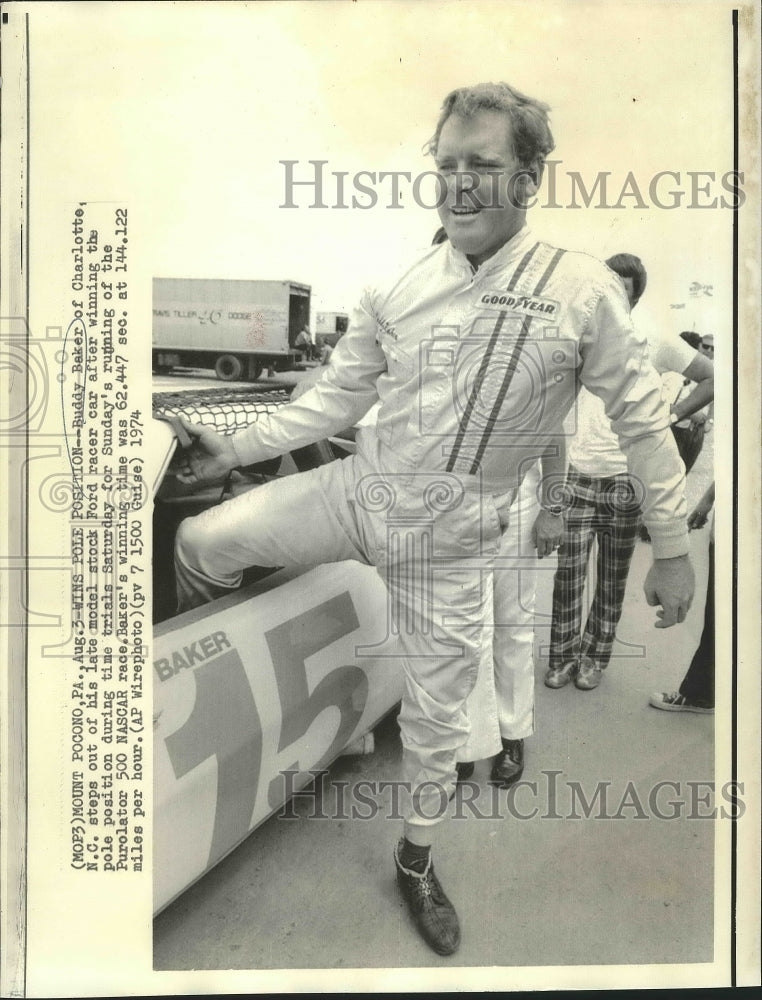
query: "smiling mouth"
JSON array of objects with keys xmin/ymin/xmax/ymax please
[{"xmin": 450, "ymin": 206, "xmax": 481, "ymax": 216}]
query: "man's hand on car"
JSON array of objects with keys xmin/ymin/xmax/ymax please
[{"xmin": 174, "ymin": 416, "xmax": 239, "ymax": 487}]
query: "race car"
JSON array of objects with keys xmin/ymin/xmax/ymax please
[{"xmin": 150, "ymin": 385, "xmax": 402, "ymax": 914}]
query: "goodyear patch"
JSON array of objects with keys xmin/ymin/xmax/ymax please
[{"xmin": 478, "ymin": 290, "xmax": 558, "ymax": 317}]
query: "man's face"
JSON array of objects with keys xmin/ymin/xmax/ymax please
[
  {"xmin": 434, "ymin": 109, "xmax": 535, "ymax": 267},
  {"xmin": 700, "ymin": 337, "xmax": 714, "ymax": 358}
]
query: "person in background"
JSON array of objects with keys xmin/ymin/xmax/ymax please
[
  {"xmin": 679, "ymin": 331, "xmax": 702, "ymax": 350},
  {"xmin": 545, "ymin": 253, "xmax": 712, "ymax": 692},
  {"xmin": 650, "ymin": 482, "xmax": 715, "ymax": 713},
  {"xmin": 666, "ymin": 332, "xmax": 714, "ymax": 475},
  {"xmin": 457, "ymin": 454, "xmax": 565, "ymax": 789},
  {"xmin": 295, "ymin": 325, "xmax": 312, "ymax": 361},
  {"xmin": 641, "ymin": 328, "xmax": 714, "ymax": 544},
  {"xmin": 698, "ymin": 334, "xmax": 715, "ymax": 425}
]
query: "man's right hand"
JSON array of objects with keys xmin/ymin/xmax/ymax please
[
  {"xmin": 643, "ymin": 553, "xmax": 695, "ymax": 628},
  {"xmin": 174, "ymin": 416, "xmax": 239, "ymax": 487}
]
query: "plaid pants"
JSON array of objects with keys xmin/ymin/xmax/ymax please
[{"xmin": 548, "ymin": 465, "xmax": 642, "ymax": 670}]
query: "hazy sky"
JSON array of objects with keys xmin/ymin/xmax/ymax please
[{"xmin": 34, "ymin": 0, "xmax": 738, "ymax": 335}]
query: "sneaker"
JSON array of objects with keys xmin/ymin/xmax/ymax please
[
  {"xmin": 544, "ymin": 660, "xmax": 578, "ymax": 689},
  {"xmin": 649, "ymin": 691, "xmax": 714, "ymax": 714},
  {"xmin": 489, "ymin": 738, "xmax": 524, "ymax": 788},
  {"xmin": 575, "ymin": 657, "xmax": 602, "ymax": 690},
  {"xmin": 393, "ymin": 842, "xmax": 461, "ymax": 956}
]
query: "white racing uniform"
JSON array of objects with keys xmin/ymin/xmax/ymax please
[
  {"xmin": 460, "ymin": 462, "xmax": 541, "ymax": 762},
  {"xmin": 176, "ymin": 226, "xmax": 688, "ymax": 827}
]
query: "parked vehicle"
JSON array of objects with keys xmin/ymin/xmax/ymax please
[
  {"xmin": 150, "ymin": 389, "xmax": 402, "ymax": 913},
  {"xmin": 315, "ymin": 310, "xmax": 349, "ymax": 348},
  {"xmin": 152, "ymin": 278, "xmax": 311, "ymax": 380}
]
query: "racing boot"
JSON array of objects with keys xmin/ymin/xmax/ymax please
[
  {"xmin": 394, "ymin": 840, "xmax": 461, "ymax": 956},
  {"xmin": 489, "ymin": 737, "xmax": 524, "ymax": 788}
]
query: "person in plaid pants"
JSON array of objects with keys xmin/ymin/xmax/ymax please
[
  {"xmin": 547, "ymin": 466, "xmax": 643, "ymax": 688},
  {"xmin": 545, "ymin": 254, "xmax": 714, "ymax": 691}
]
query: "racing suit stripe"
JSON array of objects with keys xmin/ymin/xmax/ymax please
[
  {"xmin": 445, "ymin": 310, "xmax": 508, "ymax": 473},
  {"xmin": 505, "ymin": 240, "xmax": 540, "ymax": 292},
  {"xmin": 468, "ymin": 313, "xmax": 533, "ymax": 474},
  {"xmin": 468, "ymin": 247, "xmax": 566, "ymax": 473},
  {"xmin": 533, "ymin": 246, "xmax": 567, "ymax": 297},
  {"xmin": 445, "ymin": 242, "xmax": 540, "ymax": 473}
]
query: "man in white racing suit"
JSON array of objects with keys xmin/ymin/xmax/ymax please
[{"xmin": 174, "ymin": 82, "xmax": 694, "ymax": 957}]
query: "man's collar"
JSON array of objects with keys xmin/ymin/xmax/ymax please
[{"xmin": 446, "ymin": 224, "xmax": 534, "ymax": 276}]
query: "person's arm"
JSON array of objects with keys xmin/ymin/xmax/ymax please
[
  {"xmin": 230, "ymin": 292, "xmax": 384, "ymax": 465},
  {"xmin": 687, "ymin": 482, "xmax": 715, "ymax": 530},
  {"xmin": 578, "ymin": 272, "xmax": 694, "ymax": 627},
  {"xmin": 669, "ymin": 352, "xmax": 714, "ymax": 423},
  {"xmin": 175, "ymin": 292, "xmax": 386, "ymax": 485},
  {"xmin": 531, "ymin": 432, "xmax": 567, "ymax": 558}
]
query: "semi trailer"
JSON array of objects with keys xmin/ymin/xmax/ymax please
[{"xmin": 152, "ymin": 277, "xmax": 311, "ymax": 380}]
